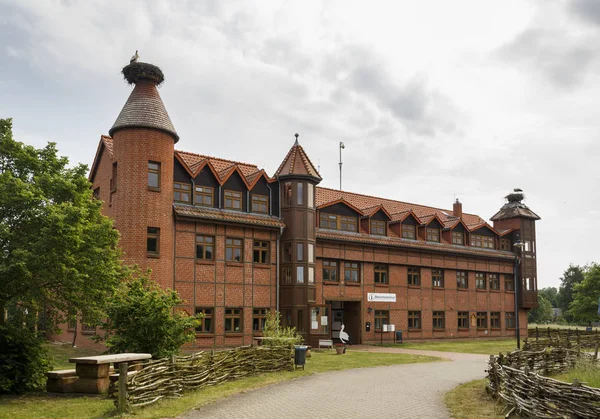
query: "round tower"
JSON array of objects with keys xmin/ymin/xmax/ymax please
[{"xmin": 108, "ymin": 59, "xmax": 178, "ymax": 289}]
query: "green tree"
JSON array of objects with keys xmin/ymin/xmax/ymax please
[
  {"xmin": 528, "ymin": 295, "xmax": 554, "ymax": 324},
  {"xmin": 557, "ymin": 265, "xmax": 586, "ymax": 322},
  {"xmin": 538, "ymin": 287, "xmax": 559, "ymax": 307},
  {"xmin": 0, "ymin": 118, "xmax": 122, "ymax": 329},
  {"xmin": 95, "ymin": 270, "xmax": 201, "ymax": 358},
  {"xmin": 567, "ymin": 263, "xmax": 600, "ymax": 324}
]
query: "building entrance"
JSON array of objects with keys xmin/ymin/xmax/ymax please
[{"xmin": 329, "ymin": 300, "xmax": 361, "ymax": 344}]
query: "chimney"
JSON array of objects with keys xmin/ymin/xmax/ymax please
[{"xmin": 453, "ymin": 198, "xmax": 462, "ymax": 218}]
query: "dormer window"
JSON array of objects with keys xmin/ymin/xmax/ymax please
[
  {"xmin": 402, "ymin": 224, "xmax": 415, "ymax": 239},
  {"xmin": 426, "ymin": 228, "xmax": 440, "ymax": 242},
  {"xmin": 500, "ymin": 239, "xmax": 510, "ymax": 251},
  {"xmin": 195, "ymin": 186, "xmax": 213, "ymax": 207},
  {"xmin": 224, "ymin": 190, "xmax": 242, "ymax": 210},
  {"xmin": 173, "ymin": 182, "xmax": 191, "ymax": 204},
  {"xmin": 371, "ymin": 220, "xmax": 386, "ymax": 236},
  {"xmin": 319, "ymin": 213, "xmax": 357, "ymax": 232},
  {"xmin": 252, "ymin": 194, "xmax": 268, "ymax": 214},
  {"xmin": 471, "ymin": 235, "xmax": 494, "ymax": 249},
  {"xmin": 452, "ymin": 231, "xmax": 464, "ymax": 245}
]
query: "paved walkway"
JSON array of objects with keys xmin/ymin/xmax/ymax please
[{"xmin": 179, "ymin": 347, "xmax": 489, "ymax": 419}]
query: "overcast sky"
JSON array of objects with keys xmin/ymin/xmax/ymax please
[{"xmin": 2, "ymin": 0, "xmax": 599, "ymax": 289}]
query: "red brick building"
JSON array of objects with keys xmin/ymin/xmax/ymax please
[{"xmin": 62, "ymin": 61, "xmax": 540, "ymax": 348}]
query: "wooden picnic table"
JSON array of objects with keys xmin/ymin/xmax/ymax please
[{"xmin": 69, "ymin": 353, "xmax": 151, "ymax": 394}]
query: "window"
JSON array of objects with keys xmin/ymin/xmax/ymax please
[
  {"xmin": 344, "ymin": 262, "xmax": 360, "ymax": 283},
  {"xmin": 308, "ymin": 267, "xmax": 314, "ymax": 283},
  {"xmin": 308, "ymin": 243, "xmax": 314, "ymax": 263},
  {"xmin": 319, "ymin": 213, "xmax": 357, "ymax": 232},
  {"xmin": 195, "ymin": 308, "xmax": 213, "ymax": 333},
  {"xmin": 283, "ymin": 242, "xmax": 292, "ymax": 262},
  {"xmin": 477, "ymin": 312, "xmax": 487, "ymax": 329},
  {"xmin": 432, "ymin": 269, "xmax": 444, "ymax": 288},
  {"xmin": 374, "ymin": 310, "xmax": 389, "ymax": 330},
  {"xmin": 371, "ymin": 220, "xmax": 386, "ymax": 235},
  {"xmin": 489, "ymin": 274, "xmax": 499, "ymax": 290},
  {"xmin": 374, "ymin": 264, "xmax": 388, "ymax": 284},
  {"xmin": 402, "ymin": 224, "xmax": 415, "ymax": 239},
  {"xmin": 490, "ymin": 312, "xmax": 500, "ymax": 328},
  {"xmin": 296, "ymin": 182, "xmax": 303, "ymax": 205},
  {"xmin": 297, "ymin": 310, "xmax": 305, "ymax": 332},
  {"xmin": 111, "ymin": 162, "xmax": 117, "ymax": 192},
  {"xmin": 506, "ymin": 312, "xmax": 516, "ymax": 328},
  {"xmin": 253, "ymin": 241, "xmax": 269, "ymax": 264},
  {"xmin": 147, "ymin": 227, "xmax": 159, "ymax": 256},
  {"xmin": 452, "ymin": 232, "xmax": 464, "ymax": 245},
  {"xmin": 195, "ymin": 186, "xmax": 213, "ymax": 206},
  {"xmin": 475, "ymin": 273, "xmax": 486, "ymax": 290},
  {"xmin": 458, "ymin": 311, "xmax": 469, "ymax": 329},
  {"xmin": 426, "ymin": 228, "xmax": 440, "ymax": 242},
  {"xmin": 173, "ymin": 182, "xmax": 191, "ymax": 203},
  {"xmin": 252, "ymin": 194, "xmax": 268, "ymax": 213},
  {"xmin": 457, "ymin": 271, "xmax": 468, "ymax": 288},
  {"xmin": 93, "ymin": 187, "xmax": 100, "ymax": 199},
  {"xmin": 148, "ymin": 161, "xmax": 160, "ymax": 190},
  {"xmin": 67, "ymin": 315, "xmax": 77, "ymax": 331},
  {"xmin": 225, "ymin": 308, "xmax": 242, "ymax": 333},
  {"xmin": 500, "ymin": 239, "xmax": 510, "ymax": 251},
  {"xmin": 307, "ymin": 183, "xmax": 314, "ymax": 208},
  {"xmin": 282, "ymin": 266, "xmax": 292, "ymax": 284},
  {"xmin": 283, "ymin": 182, "xmax": 292, "ymax": 206},
  {"xmin": 196, "ymin": 235, "xmax": 214, "ymax": 260},
  {"xmin": 296, "ymin": 243, "xmax": 304, "ymax": 261},
  {"xmin": 433, "ymin": 311, "xmax": 445, "ymax": 329},
  {"xmin": 81, "ymin": 318, "xmax": 96, "ymax": 334},
  {"xmin": 504, "ymin": 274, "xmax": 515, "ymax": 291},
  {"xmin": 408, "ymin": 311, "xmax": 421, "ymax": 329},
  {"xmin": 471, "ymin": 235, "xmax": 495, "ymax": 249},
  {"xmin": 225, "ymin": 238, "xmax": 243, "ymax": 262},
  {"xmin": 408, "ymin": 267, "xmax": 420, "ymax": 286},
  {"xmin": 253, "ymin": 308, "xmax": 268, "ymax": 331},
  {"xmin": 224, "ymin": 190, "xmax": 242, "ymax": 210},
  {"xmin": 296, "ymin": 266, "xmax": 304, "ymax": 283},
  {"xmin": 323, "ymin": 260, "xmax": 338, "ymax": 282}
]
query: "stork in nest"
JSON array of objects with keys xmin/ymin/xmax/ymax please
[{"xmin": 130, "ymin": 50, "xmax": 140, "ymax": 64}]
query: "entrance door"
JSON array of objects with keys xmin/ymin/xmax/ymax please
[{"xmin": 343, "ymin": 302, "xmax": 361, "ymax": 344}]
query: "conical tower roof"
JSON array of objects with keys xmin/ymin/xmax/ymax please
[
  {"xmin": 490, "ymin": 189, "xmax": 541, "ymax": 221},
  {"xmin": 274, "ymin": 134, "xmax": 322, "ymax": 181},
  {"xmin": 109, "ymin": 61, "xmax": 179, "ymax": 142}
]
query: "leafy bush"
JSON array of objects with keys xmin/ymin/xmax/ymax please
[
  {"xmin": 93, "ymin": 269, "xmax": 201, "ymax": 358},
  {"xmin": 261, "ymin": 311, "xmax": 303, "ymax": 347},
  {"xmin": 0, "ymin": 324, "xmax": 52, "ymax": 394}
]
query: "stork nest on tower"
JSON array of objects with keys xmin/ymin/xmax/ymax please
[{"xmin": 122, "ymin": 62, "xmax": 164, "ymax": 85}]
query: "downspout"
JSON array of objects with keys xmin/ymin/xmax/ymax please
[
  {"xmin": 247, "ymin": 190, "xmax": 250, "ymax": 212},
  {"xmin": 191, "ymin": 177, "xmax": 195, "ymax": 205},
  {"xmin": 218, "ymin": 185, "xmax": 222, "ymax": 208},
  {"xmin": 276, "ymin": 228, "xmax": 281, "ymax": 311},
  {"xmin": 266, "ymin": 182, "xmax": 272, "ymax": 215}
]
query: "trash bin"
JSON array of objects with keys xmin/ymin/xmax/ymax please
[
  {"xmin": 294, "ymin": 345, "xmax": 307, "ymax": 370},
  {"xmin": 395, "ymin": 330, "xmax": 403, "ymax": 344}
]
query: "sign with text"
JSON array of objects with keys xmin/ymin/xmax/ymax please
[{"xmin": 367, "ymin": 293, "xmax": 396, "ymax": 303}]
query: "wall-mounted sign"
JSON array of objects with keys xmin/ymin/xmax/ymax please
[{"xmin": 367, "ymin": 293, "xmax": 396, "ymax": 303}]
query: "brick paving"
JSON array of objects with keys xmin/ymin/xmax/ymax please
[{"xmin": 178, "ymin": 347, "xmax": 488, "ymax": 419}]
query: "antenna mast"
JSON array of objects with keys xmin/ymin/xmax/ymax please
[{"xmin": 339, "ymin": 142, "xmax": 345, "ymax": 190}]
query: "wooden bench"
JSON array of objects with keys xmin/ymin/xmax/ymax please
[
  {"xmin": 69, "ymin": 353, "xmax": 152, "ymax": 394},
  {"xmin": 318, "ymin": 339, "xmax": 333, "ymax": 350},
  {"xmin": 46, "ymin": 369, "xmax": 78, "ymax": 393}
]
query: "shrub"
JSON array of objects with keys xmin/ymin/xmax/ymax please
[
  {"xmin": 93, "ymin": 269, "xmax": 201, "ymax": 358},
  {"xmin": 261, "ymin": 311, "xmax": 303, "ymax": 347},
  {"xmin": 0, "ymin": 324, "xmax": 52, "ymax": 394}
]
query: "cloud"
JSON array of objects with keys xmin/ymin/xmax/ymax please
[
  {"xmin": 570, "ymin": 0, "xmax": 600, "ymax": 27},
  {"xmin": 497, "ymin": 27, "xmax": 598, "ymax": 88}
]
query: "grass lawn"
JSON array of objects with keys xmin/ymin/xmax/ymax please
[
  {"xmin": 378, "ymin": 338, "xmax": 518, "ymax": 355},
  {"xmin": 553, "ymin": 364, "xmax": 600, "ymax": 388},
  {"xmin": 0, "ymin": 346, "xmax": 441, "ymax": 419},
  {"xmin": 45, "ymin": 342, "xmax": 104, "ymax": 370},
  {"xmin": 444, "ymin": 379, "xmax": 506, "ymax": 419}
]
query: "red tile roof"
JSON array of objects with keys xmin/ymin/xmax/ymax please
[
  {"xmin": 316, "ymin": 187, "xmax": 486, "ymax": 226},
  {"xmin": 274, "ymin": 139, "xmax": 322, "ymax": 180},
  {"xmin": 173, "ymin": 204, "xmax": 285, "ymax": 229}
]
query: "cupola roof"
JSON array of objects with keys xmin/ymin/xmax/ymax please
[{"xmin": 274, "ymin": 134, "xmax": 322, "ymax": 181}]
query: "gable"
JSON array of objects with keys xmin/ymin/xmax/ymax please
[
  {"xmin": 471, "ymin": 225, "xmax": 497, "ymax": 237},
  {"xmin": 320, "ymin": 202, "xmax": 361, "ymax": 217}
]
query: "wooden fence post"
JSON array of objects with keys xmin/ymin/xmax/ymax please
[
  {"xmin": 594, "ymin": 344, "xmax": 598, "ymax": 360},
  {"xmin": 118, "ymin": 362, "xmax": 128, "ymax": 414},
  {"xmin": 536, "ymin": 327, "xmax": 539, "ymax": 341}
]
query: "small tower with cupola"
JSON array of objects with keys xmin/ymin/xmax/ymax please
[{"xmin": 275, "ymin": 134, "xmax": 322, "ymax": 345}]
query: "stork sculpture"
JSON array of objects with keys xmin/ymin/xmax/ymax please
[{"xmin": 339, "ymin": 323, "xmax": 350, "ymax": 344}]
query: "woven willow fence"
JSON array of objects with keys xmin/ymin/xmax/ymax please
[
  {"xmin": 524, "ymin": 327, "xmax": 600, "ymax": 351},
  {"xmin": 487, "ymin": 348, "xmax": 600, "ymax": 418},
  {"xmin": 113, "ymin": 345, "xmax": 294, "ymax": 408}
]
